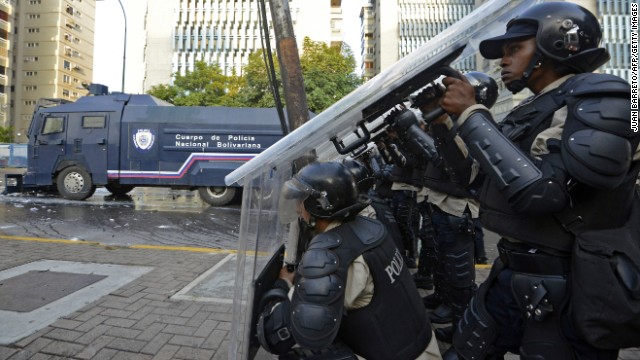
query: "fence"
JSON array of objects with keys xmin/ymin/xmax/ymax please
[{"xmin": 0, "ymin": 144, "xmax": 27, "ymax": 167}]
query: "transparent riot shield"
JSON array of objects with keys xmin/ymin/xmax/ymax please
[{"xmin": 226, "ymin": 1, "xmax": 556, "ymax": 359}]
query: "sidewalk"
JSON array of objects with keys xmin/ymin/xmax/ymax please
[{"xmin": 0, "ymin": 237, "xmax": 638, "ymax": 360}]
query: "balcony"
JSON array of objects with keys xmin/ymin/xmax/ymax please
[{"xmin": 0, "ymin": 39, "xmax": 7, "ymax": 60}]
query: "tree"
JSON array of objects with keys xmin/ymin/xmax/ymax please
[
  {"xmin": 241, "ymin": 39, "xmax": 361, "ymax": 113},
  {"xmin": 300, "ymin": 37, "xmax": 361, "ymax": 113},
  {"xmin": 240, "ymin": 50, "xmax": 281, "ymax": 108},
  {"xmin": 148, "ymin": 61, "xmax": 229, "ymax": 106},
  {"xmin": 0, "ymin": 126, "xmax": 13, "ymax": 143},
  {"xmin": 147, "ymin": 38, "xmax": 361, "ymax": 113}
]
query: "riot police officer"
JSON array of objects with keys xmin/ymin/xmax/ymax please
[
  {"xmin": 257, "ymin": 161, "xmax": 442, "ymax": 360},
  {"xmin": 411, "ymin": 89, "xmax": 481, "ymax": 342},
  {"xmin": 428, "ymin": 2, "xmax": 640, "ymax": 359}
]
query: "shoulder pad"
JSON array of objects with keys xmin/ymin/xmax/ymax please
[
  {"xmin": 562, "ymin": 129, "xmax": 632, "ymax": 188},
  {"xmin": 347, "ymin": 216, "xmax": 386, "ymax": 247},
  {"xmin": 564, "ymin": 73, "xmax": 630, "ymax": 97},
  {"xmin": 561, "ymin": 74, "xmax": 639, "ymax": 188},
  {"xmin": 307, "ymin": 231, "xmax": 342, "ymax": 250}
]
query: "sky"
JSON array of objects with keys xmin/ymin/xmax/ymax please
[{"xmin": 93, "ymin": 0, "xmax": 368, "ymax": 94}]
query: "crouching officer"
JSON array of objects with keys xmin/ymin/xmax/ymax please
[
  {"xmin": 430, "ymin": 2, "xmax": 640, "ymax": 359},
  {"xmin": 257, "ymin": 161, "xmax": 441, "ymax": 359}
]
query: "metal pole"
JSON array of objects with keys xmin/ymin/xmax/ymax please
[
  {"xmin": 268, "ymin": 0, "xmax": 309, "ymax": 131},
  {"xmin": 116, "ymin": 0, "xmax": 127, "ymax": 93}
]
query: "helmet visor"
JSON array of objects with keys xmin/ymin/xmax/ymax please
[{"xmin": 278, "ymin": 177, "xmax": 312, "ymax": 224}]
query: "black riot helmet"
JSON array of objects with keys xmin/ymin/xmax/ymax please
[
  {"xmin": 481, "ymin": 2, "xmax": 609, "ymax": 73},
  {"xmin": 279, "ymin": 161, "xmax": 368, "ymax": 223},
  {"xmin": 342, "ymin": 158, "xmax": 376, "ymax": 194}
]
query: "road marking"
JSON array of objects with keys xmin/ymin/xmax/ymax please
[
  {"xmin": 0, "ymin": 234, "xmax": 274, "ymax": 256},
  {"xmin": 130, "ymin": 244, "xmax": 237, "ymax": 254},
  {"xmin": 0, "ymin": 235, "xmax": 491, "ymax": 267},
  {"xmin": 0, "ymin": 235, "xmax": 100, "ymax": 245}
]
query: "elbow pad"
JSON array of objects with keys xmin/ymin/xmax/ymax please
[
  {"xmin": 510, "ymin": 177, "xmax": 567, "ymax": 214},
  {"xmin": 458, "ymin": 109, "xmax": 542, "ymax": 200}
]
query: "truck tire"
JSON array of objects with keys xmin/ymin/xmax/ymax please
[
  {"xmin": 105, "ymin": 183, "xmax": 135, "ymax": 196},
  {"xmin": 56, "ymin": 166, "xmax": 96, "ymax": 201},
  {"xmin": 198, "ymin": 186, "xmax": 236, "ymax": 206}
]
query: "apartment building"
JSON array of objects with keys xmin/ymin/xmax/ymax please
[
  {"xmin": 0, "ymin": 0, "xmax": 12, "ymax": 134},
  {"xmin": 360, "ymin": 0, "xmax": 475, "ymax": 81},
  {"xmin": 140, "ymin": 0, "xmax": 343, "ymax": 93},
  {"xmin": 8, "ymin": 0, "xmax": 95, "ymax": 143}
]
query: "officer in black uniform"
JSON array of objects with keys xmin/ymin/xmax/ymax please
[
  {"xmin": 426, "ymin": 2, "xmax": 640, "ymax": 359},
  {"xmin": 409, "ymin": 91, "xmax": 481, "ymax": 342},
  {"xmin": 257, "ymin": 161, "xmax": 441, "ymax": 360}
]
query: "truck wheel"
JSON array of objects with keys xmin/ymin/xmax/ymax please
[
  {"xmin": 198, "ymin": 186, "xmax": 236, "ymax": 206},
  {"xmin": 56, "ymin": 166, "xmax": 96, "ymax": 200},
  {"xmin": 105, "ymin": 183, "xmax": 135, "ymax": 196}
]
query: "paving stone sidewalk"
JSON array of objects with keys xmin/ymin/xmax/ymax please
[{"xmin": 0, "ymin": 238, "xmax": 638, "ymax": 360}]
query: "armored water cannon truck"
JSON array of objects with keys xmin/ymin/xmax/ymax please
[{"xmin": 3, "ymin": 90, "xmax": 287, "ymax": 206}]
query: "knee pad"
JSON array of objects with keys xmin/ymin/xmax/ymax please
[{"xmin": 452, "ymin": 287, "xmax": 499, "ymax": 359}]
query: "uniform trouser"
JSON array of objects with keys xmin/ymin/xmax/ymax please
[
  {"xmin": 449, "ymin": 243, "xmax": 620, "ymax": 360},
  {"xmin": 479, "ymin": 268, "xmax": 620, "ymax": 359},
  {"xmin": 473, "ymin": 218, "xmax": 487, "ymax": 261},
  {"xmin": 430, "ymin": 206, "xmax": 476, "ymax": 322},
  {"xmin": 392, "ymin": 190, "xmax": 417, "ymax": 259},
  {"xmin": 417, "ymin": 200, "xmax": 437, "ymax": 277}
]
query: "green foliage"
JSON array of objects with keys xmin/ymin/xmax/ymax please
[
  {"xmin": 146, "ymin": 38, "xmax": 361, "ymax": 114},
  {"xmin": 300, "ymin": 37, "xmax": 361, "ymax": 113},
  {"xmin": 148, "ymin": 62, "xmax": 230, "ymax": 106},
  {"xmin": 0, "ymin": 126, "xmax": 13, "ymax": 143},
  {"xmin": 240, "ymin": 50, "xmax": 281, "ymax": 108}
]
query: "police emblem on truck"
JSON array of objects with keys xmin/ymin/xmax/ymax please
[{"xmin": 133, "ymin": 129, "xmax": 155, "ymax": 151}]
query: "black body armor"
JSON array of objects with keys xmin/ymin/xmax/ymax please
[{"xmin": 290, "ymin": 216, "xmax": 431, "ymax": 360}]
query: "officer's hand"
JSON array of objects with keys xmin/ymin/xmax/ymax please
[
  {"xmin": 439, "ymin": 75, "xmax": 477, "ymax": 119},
  {"xmin": 279, "ymin": 266, "xmax": 295, "ymax": 284}
]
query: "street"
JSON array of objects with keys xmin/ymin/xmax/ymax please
[{"xmin": 0, "ymin": 184, "xmax": 242, "ymax": 251}]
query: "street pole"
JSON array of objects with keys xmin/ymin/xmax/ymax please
[
  {"xmin": 117, "ymin": 0, "xmax": 127, "ymax": 93},
  {"xmin": 268, "ymin": 0, "xmax": 309, "ymax": 131}
]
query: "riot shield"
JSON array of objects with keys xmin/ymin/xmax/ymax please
[{"xmin": 225, "ymin": 1, "xmax": 555, "ymax": 359}]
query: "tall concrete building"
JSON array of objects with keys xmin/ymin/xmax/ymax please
[
  {"xmin": 0, "ymin": 0, "xmax": 13, "ymax": 133},
  {"xmin": 134, "ymin": 0, "xmax": 344, "ymax": 93},
  {"xmin": 360, "ymin": 0, "xmax": 475, "ymax": 81},
  {"xmin": 7, "ymin": 0, "xmax": 96, "ymax": 143}
]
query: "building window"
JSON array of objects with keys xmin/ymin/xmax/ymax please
[
  {"xmin": 62, "ymin": 89, "xmax": 70, "ymax": 97},
  {"xmin": 27, "ymin": 14, "xmax": 40, "ymax": 19},
  {"xmin": 27, "ymin": 28, "xmax": 40, "ymax": 33},
  {"xmin": 25, "ymin": 71, "xmax": 38, "ymax": 77},
  {"xmin": 63, "ymin": 74, "xmax": 70, "ymax": 83},
  {"xmin": 27, "ymin": 42, "xmax": 39, "ymax": 48},
  {"xmin": 29, "ymin": 0, "xmax": 42, "ymax": 4},
  {"xmin": 64, "ymin": 60, "xmax": 71, "ymax": 70},
  {"xmin": 24, "ymin": 56, "xmax": 39, "ymax": 62},
  {"xmin": 25, "ymin": 85, "xmax": 38, "ymax": 91},
  {"xmin": 25, "ymin": 100, "xmax": 37, "ymax": 106},
  {"xmin": 66, "ymin": 5, "xmax": 75, "ymax": 16}
]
